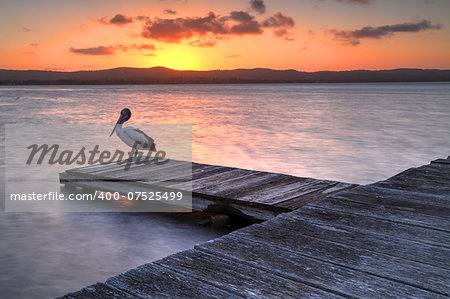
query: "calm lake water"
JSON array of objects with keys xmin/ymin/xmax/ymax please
[{"xmin": 1, "ymin": 82, "xmax": 449, "ymax": 298}]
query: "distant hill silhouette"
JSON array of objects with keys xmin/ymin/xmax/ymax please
[{"xmin": 0, "ymin": 67, "xmax": 449, "ymax": 84}]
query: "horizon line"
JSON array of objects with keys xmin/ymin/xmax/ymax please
[{"xmin": 2, "ymin": 66, "xmax": 450, "ymax": 73}]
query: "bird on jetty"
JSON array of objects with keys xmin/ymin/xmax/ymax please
[{"xmin": 110, "ymin": 108, "xmax": 156, "ymax": 158}]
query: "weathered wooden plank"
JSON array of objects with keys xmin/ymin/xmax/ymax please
[
  {"xmin": 235, "ymin": 177, "xmax": 314, "ymax": 202},
  {"xmin": 259, "ymin": 180, "xmax": 335, "ymax": 206},
  {"xmin": 330, "ymin": 185, "xmax": 450, "ymax": 216},
  {"xmin": 167, "ymin": 165, "xmax": 238, "ymax": 189},
  {"xmin": 233, "ymin": 177, "xmax": 329, "ymax": 204},
  {"xmin": 190, "ymin": 164, "xmax": 232, "ymax": 179},
  {"xmin": 274, "ymin": 182, "xmax": 356, "ymax": 209},
  {"xmin": 57, "ymin": 282, "xmax": 135, "ymax": 299},
  {"xmin": 398, "ymin": 165, "xmax": 450, "ymax": 176},
  {"xmin": 383, "ymin": 166, "xmax": 449, "ymax": 184},
  {"xmin": 373, "ymin": 173, "xmax": 450, "ymax": 196},
  {"xmin": 89, "ymin": 160, "xmax": 191, "ymax": 177},
  {"xmin": 216, "ymin": 174, "xmax": 305, "ymax": 201},
  {"xmin": 373, "ymin": 180, "xmax": 450, "ymax": 197},
  {"xmin": 67, "ymin": 157, "xmax": 180, "ymax": 175},
  {"xmin": 210, "ymin": 173, "xmax": 299, "ymax": 199},
  {"xmin": 421, "ymin": 166, "xmax": 450, "ymax": 179},
  {"xmin": 417, "ymin": 164, "xmax": 450, "ymax": 175},
  {"xmin": 190, "ymin": 169, "xmax": 258, "ymax": 191},
  {"xmin": 431, "ymin": 158, "xmax": 450, "ymax": 165},
  {"xmin": 191, "ymin": 168, "xmax": 255, "ymax": 190},
  {"xmin": 59, "ymin": 172, "xmax": 193, "ymax": 211},
  {"xmin": 310, "ymin": 196, "xmax": 450, "ymax": 232},
  {"xmin": 194, "ymin": 171, "xmax": 275, "ymax": 195},
  {"xmin": 64, "ymin": 160, "xmax": 118, "ymax": 173},
  {"xmin": 220, "ymin": 174, "xmax": 303, "ymax": 198},
  {"xmin": 62, "ymin": 169, "xmax": 191, "ymax": 190},
  {"xmin": 106, "ymin": 262, "xmax": 238, "ymax": 298},
  {"xmin": 292, "ymin": 204, "xmax": 450, "ymax": 249},
  {"xmin": 64, "ymin": 163, "xmax": 193, "ymax": 190},
  {"xmin": 314, "ymin": 182, "xmax": 358, "ymax": 196},
  {"xmin": 235, "ymin": 219, "xmax": 450, "ymax": 296},
  {"xmin": 276, "ymin": 211, "xmax": 450, "ymax": 269},
  {"xmin": 388, "ymin": 169, "xmax": 450, "ymax": 188},
  {"xmin": 155, "ymin": 249, "xmax": 343, "ymax": 298},
  {"xmin": 196, "ymin": 234, "xmax": 445, "ymax": 298},
  {"xmin": 114, "ymin": 162, "xmax": 192, "ymax": 183}
]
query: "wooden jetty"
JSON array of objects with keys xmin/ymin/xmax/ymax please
[
  {"xmin": 60, "ymin": 160, "xmax": 356, "ymax": 220},
  {"xmin": 59, "ymin": 157, "xmax": 450, "ymax": 298}
]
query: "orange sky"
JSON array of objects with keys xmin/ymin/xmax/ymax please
[{"xmin": 0, "ymin": 0, "xmax": 449, "ymax": 71}]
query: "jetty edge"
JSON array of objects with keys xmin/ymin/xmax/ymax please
[
  {"xmin": 58, "ymin": 156, "xmax": 450, "ymax": 298},
  {"xmin": 59, "ymin": 160, "xmax": 357, "ymax": 220}
]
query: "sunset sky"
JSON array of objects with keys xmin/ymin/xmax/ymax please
[{"xmin": 1, "ymin": 0, "xmax": 449, "ymax": 71}]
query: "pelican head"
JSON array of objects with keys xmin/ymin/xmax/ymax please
[{"xmin": 110, "ymin": 108, "xmax": 131, "ymax": 137}]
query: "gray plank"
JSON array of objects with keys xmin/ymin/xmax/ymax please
[
  {"xmin": 236, "ymin": 177, "xmax": 315, "ymax": 202},
  {"xmin": 431, "ymin": 158, "xmax": 450, "ymax": 165},
  {"xmin": 166, "ymin": 165, "xmax": 238, "ymax": 189},
  {"xmin": 331, "ymin": 185, "xmax": 450, "ymax": 216},
  {"xmin": 155, "ymin": 248, "xmax": 343, "ymax": 298},
  {"xmin": 196, "ymin": 234, "xmax": 444, "ymax": 298},
  {"xmin": 194, "ymin": 171, "xmax": 275, "ymax": 195},
  {"xmin": 217, "ymin": 174, "xmax": 305, "ymax": 202},
  {"xmin": 115, "ymin": 162, "xmax": 192, "ymax": 182},
  {"xmin": 56, "ymin": 282, "xmax": 135, "ymax": 299},
  {"xmin": 65, "ymin": 162, "xmax": 193, "ymax": 189},
  {"xmin": 418, "ymin": 164, "xmax": 450, "ymax": 175},
  {"xmin": 191, "ymin": 168, "xmax": 255, "ymax": 190},
  {"xmin": 236, "ymin": 178, "xmax": 329, "ymax": 204},
  {"xmin": 311, "ymin": 196, "xmax": 450, "ymax": 232},
  {"xmin": 67, "ymin": 158, "xmax": 186, "ymax": 176},
  {"xmin": 71, "ymin": 157, "xmax": 179, "ymax": 174},
  {"xmin": 276, "ymin": 211, "xmax": 450, "ymax": 269},
  {"xmin": 64, "ymin": 160, "xmax": 119, "ymax": 173},
  {"xmin": 274, "ymin": 182, "xmax": 356, "ymax": 209},
  {"xmin": 389, "ymin": 168, "xmax": 450, "ymax": 187},
  {"xmin": 402, "ymin": 164, "xmax": 450, "ymax": 175},
  {"xmin": 106, "ymin": 262, "xmax": 237, "ymax": 298},
  {"xmin": 190, "ymin": 164, "xmax": 233, "ymax": 179},
  {"xmin": 423, "ymin": 164, "xmax": 450, "ymax": 176},
  {"xmin": 60, "ymin": 172, "xmax": 193, "ymax": 211},
  {"xmin": 293, "ymin": 204, "xmax": 450, "ymax": 248},
  {"xmin": 373, "ymin": 174, "xmax": 450, "ymax": 196},
  {"xmin": 235, "ymin": 219, "xmax": 450, "ymax": 296},
  {"xmin": 62, "ymin": 168, "xmax": 192, "ymax": 189},
  {"xmin": 211, "ymin": 173, "xmax": 294, "ymax": 199},
  {"xmin": 91, "ymin": 160, "xmax": 190, "ymax": 177}
]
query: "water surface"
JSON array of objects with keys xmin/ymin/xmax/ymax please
[{"xmin": 1, "ymin": 82, "xmax": 449, "ymax": 298}]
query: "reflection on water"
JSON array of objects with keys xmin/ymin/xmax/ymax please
[
  {"xmin": 1, "ymin": 83, "xmax": 449, "ymax": 298},
  {"xmin": 0, "ymin": 211, "xmax": 231, "ymax": 298},
  {"xmin": 1, "ymin": 83, "xmax": 449, "ymax": 183}
]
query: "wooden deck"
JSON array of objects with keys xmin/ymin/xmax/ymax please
[
  {"xmin": 59, "ymin": 157, "xmax": 450, "ymax": 298},
  {"xmin": 60, "ymin": 160, "xmax": 356, "ymax": 220}
]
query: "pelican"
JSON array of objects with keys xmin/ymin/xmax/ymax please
[{"xmin": 110, "ymin": 108, "xmax": 156, "ymax": 158}]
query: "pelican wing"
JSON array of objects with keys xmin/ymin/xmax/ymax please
[{"xmin": 123, "ymin": 127, "xmax": 156, "ymax": 151}]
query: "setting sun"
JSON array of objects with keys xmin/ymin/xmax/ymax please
[{"xmin": 151, "ymin": 46, "xmax": 199, "ymax": 70}]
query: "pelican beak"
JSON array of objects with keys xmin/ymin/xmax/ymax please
[
  {"xmin": 110, "ymin": 115, "xmax": 123, "ymax": 137},
  {"xmin": 109, "ymin": 124, "xmax": 117, "ymax": 137}
]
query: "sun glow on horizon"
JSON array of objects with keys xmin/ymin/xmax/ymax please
[
  {"xmin": 151, "ymin": 46, "xmax": 200, "ymax": 71},
  {"xmin": 0, "ymin": 0, "xmax": 449, "ymax": 71}
]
